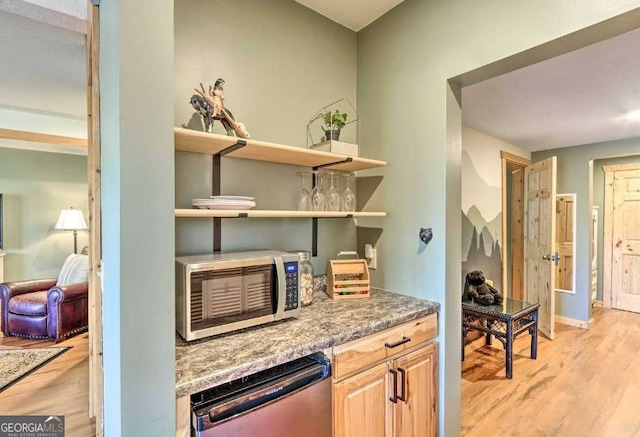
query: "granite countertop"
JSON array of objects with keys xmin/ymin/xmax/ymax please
[{"xmin": 175, "ymin": 285, "xmax": 439, "ymax": 398}]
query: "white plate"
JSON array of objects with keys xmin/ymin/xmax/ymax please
[
  {"xmin": 193, "ymin": 200, "xmax": 256, "ymax": 207},
  {"xmin": 193, "ymin": 204, "xmax": 256, "ymax": 210},
  {"xmin": 209, "ymin": 195, "xmax": 255, "ymax": 201}
]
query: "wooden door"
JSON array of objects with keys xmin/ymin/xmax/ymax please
[
  {"xmin": 607, "ymin": 168, "xmax": 640, "ymax": 312},
  {"xmin": 555, "ymin": 195, "xmax": 574, "ymax": 292},
  {"xmin": 524, "ymin": 157, "xmax": 556, "ymax": 340},
  {"xmin": 511, "ymin": 168, "xmax": 525, "ymax": 300},
  {"xmin": 394, "ymin": 343, "xmax": 438, "ymax": 437},
  {"xmin": 334, "ymin": 362, "xmax": 392, "ymax": 437}
]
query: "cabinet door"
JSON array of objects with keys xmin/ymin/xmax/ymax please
[
  {"xmin": 394, "ymin": 343, "xmax": 438, "ymax": 437},
  {"xmin": 334, "ymin": 361, "xmax": 392, "ymax": 437}
]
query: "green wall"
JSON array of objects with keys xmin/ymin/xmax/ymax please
[
  {"xmin": 357, "ymin": 1, "xmax": 640, "ymax": 435},
  {"xmin": 101, "ymin": 0, "xmax": 175, "ymax": 435},
  {"xmin": 174, "ymin": 0, "xmax": 358, "ymax": 274},
  {"xmin": 0, "ymin": 147, "xmax": 87, "ymax": 281},
  {"xmin": 100, "ymin": 0, "xmax": 640, "ymax": 435},
  {"xmin": 533, "ymin": 137, "xmax": 640, "ymax": 323}
]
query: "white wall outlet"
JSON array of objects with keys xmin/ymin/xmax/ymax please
[{"xmin": 367, "ymin": 248, "xmax": 377, "ymax": 270}]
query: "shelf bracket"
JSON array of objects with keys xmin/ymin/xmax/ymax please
[
  {"xmin": 219, "ymin": 139, "xmax": 247, "ymax": 156},
  {"xmin": 212, "ymin": 139, "xmax": 248, "ymax": 253},
  {"xmin": 314, "ymin": 157, "xmax": 353, "ymax": 170},
  {"xmin": 310, "ymin": 158, "xmax": 354, "ymax": 257}
]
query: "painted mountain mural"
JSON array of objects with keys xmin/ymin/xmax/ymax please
[{"xmin": 462, "ymin": 208, "xmax": 503, "ymax": 293}]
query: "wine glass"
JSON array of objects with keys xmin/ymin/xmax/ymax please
[
  {"xmin": 295, "ymin": 172, "xmax": 311, "ymax": 211},
  {"xmin": 342, "ymin": 172, "xmax": 356, "ymax": 212},
  {"xmin": 311, "ymin": 171, "xmax": 326, "ymax": 211},
  {"xmin": 327, "ymin": 172, "xmax": 341, "ymax": 212}
]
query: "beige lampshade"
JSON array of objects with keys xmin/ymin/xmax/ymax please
[{"xmin": 55, "ymin": 208, "xmax": 88, "ymax": 231}]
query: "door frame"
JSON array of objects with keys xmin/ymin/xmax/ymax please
[
  {"xmin": 501, "ymin": 151, "xmax": 531, "ymax": 298},
  {"xmin": 87, "ymin": 1, "xmax": 103, "ymax": 434},
  {"xmin": 602, "ymin": 161, "xmax": 640, "ymax": 309}
]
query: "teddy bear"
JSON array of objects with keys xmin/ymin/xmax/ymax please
[{"xmin": 462, "ymin": 270, "xmax": 504, "ymax": 306}]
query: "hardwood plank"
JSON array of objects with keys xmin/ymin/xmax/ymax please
[
  {"xmin": 174, "ymin": 127, "xmax": 386, "ymax": 172},
  {"xmin": 462, "ymin": 308, "xmax": 640, "ymax": 436},
  {"xmin": 175, "ymin": 209, "xmax": 387, "ymax": 218},
  {"xmin": 0, "ymin": 128, "xmax": 87, "ymax": 148},
  {"xmin": 0, "ymin": 334, "xmax": 95, "ymax": 437},
  {"xmin": 176, "ymin": 396, "xmax": 190, "ymax": 437}
]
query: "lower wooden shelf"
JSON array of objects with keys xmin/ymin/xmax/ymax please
[{"xmin": 175, "ymin": 209, "xmax": 387, "ymax": 218}]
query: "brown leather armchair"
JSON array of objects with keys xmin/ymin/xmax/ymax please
[{"xmin": 0, "ymin": 278, "xmax": 88, "ymax": 342}]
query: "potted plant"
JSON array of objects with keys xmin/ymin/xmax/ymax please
[{"xmin": 323, "ymin": 110, "xmax": 348, "ymax": 141}]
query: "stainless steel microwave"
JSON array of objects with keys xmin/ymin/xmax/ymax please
[{"xmin": 176, "ymin": 250, "xmax": 301, "ymax": 341}]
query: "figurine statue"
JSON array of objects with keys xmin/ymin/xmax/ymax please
[
  {"xmin": 190, "ymin": 79, "xmax": 250, "ymax": 138},
  {"xmin": 419, "ymin": 227, "xmax": 433, "ymax": 245}
]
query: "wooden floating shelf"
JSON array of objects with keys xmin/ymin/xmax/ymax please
[
  {"xmin": 175, "ymin": 209, "xmax": 387, "ymax": 218},
  {"xmin": 174, "ymin": 128, "xmax": 386, "ymax": 172}
]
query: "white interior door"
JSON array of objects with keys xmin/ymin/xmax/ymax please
[
  {"xmin": 524, "ymin": 157, "xmax": 556, "ymax": 340},
  {"xmin": 611, "ymin": 168, "xmax": 640, "ymax": 313}
]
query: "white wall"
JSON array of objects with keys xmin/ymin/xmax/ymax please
[{"xmin": 462, "ymin": 127, "xmax": 530, "ymax": 223}]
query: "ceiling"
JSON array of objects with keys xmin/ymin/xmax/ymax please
[
  {"xmin": 2, "ymin": 1, "xmax": 639, "ymax": 154},
  {"xmin": 0, "ymin": 9, "xmax": 86, "ymax": 119},
  {"xmin": 462, "ymin": 28, "xmax": 640, "ymax": 152},
  {"xmin": 295, "ymin": 0, "xmax": 406, "ymax": 31}
]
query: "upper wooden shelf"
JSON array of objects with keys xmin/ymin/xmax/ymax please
[
  {"xmin": 174, "ymin": 128, "xmax": 386, "ymax": 172},
  {"xmin": 175, "ymin": 209, "xmax": 387, "ymax": 218}
]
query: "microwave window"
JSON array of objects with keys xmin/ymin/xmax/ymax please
[{"xmin": 190, "ymin": 265, "xmax": 275, "ymax": 330}]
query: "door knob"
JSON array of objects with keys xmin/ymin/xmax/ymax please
[{"xmin": 542, "ymin": 253, "xmax": 560, "ymax": 266}]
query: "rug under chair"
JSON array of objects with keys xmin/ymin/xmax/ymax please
[{"xmin": 0, "ymin": 347, "xmax": 69, "ymax": 392}]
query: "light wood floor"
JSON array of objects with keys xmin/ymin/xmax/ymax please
[
  {"xmin": 462, "ymin": 307, "xmax": 640, "ymax": 437},
  {"xmin": 0, "ymin": 333, "xmax": 95, "ymax": 437}
]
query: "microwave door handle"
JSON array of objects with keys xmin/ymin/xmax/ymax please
[{"xmin": 275, "ymin": 256, "xmax": 286, "ymax": 315}]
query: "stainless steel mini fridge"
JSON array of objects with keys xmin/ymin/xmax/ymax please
[{"xmin": 191, "ymin": 354, "xmax": 332, "ymax": 437}]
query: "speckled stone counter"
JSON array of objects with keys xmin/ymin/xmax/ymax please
[{"xmin": 175, "ymin": 286, "xmax": 439, "ymax": 398}]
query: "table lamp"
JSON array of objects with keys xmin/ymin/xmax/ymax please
[{"xmin": 55, "ymin": 207, "xmax": 88, "ymax": 254}]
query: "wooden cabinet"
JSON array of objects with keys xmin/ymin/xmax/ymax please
[
  {"xmin": 394, "ymin": 344, "xmax": 438, "ymax": 437},
  {"xmin": 334, "ymin": 362, "xmax": 391, "ymax": 437},
  {"xmin": 333, "ymin": 315, "xmax": 438, "ymax": 437}
]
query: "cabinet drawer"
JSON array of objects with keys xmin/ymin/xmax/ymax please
[
  {"xmin": 333, "ymin": 314, "xmax": 437, "ymax": 379},
  {"xmin": 402, "ymin": 314, "xmax": 437, "ymax": 347}
]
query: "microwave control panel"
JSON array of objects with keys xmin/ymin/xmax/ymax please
[{"xmin": 284, "ymin": 262, "xmax": 299, "ymax": 311}]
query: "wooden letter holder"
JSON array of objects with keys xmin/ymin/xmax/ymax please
[{"xmin": 326, "ymin": 259, "xmax": 370, "ymax": 299}]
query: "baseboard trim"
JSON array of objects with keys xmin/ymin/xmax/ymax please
[
  {"xmin": 555, "ymin": 314, "xmax": 592, "ymax": 330},
  {"xmin": 593, "ymin": 300, "xmax": 603, "ymax": 308}
]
